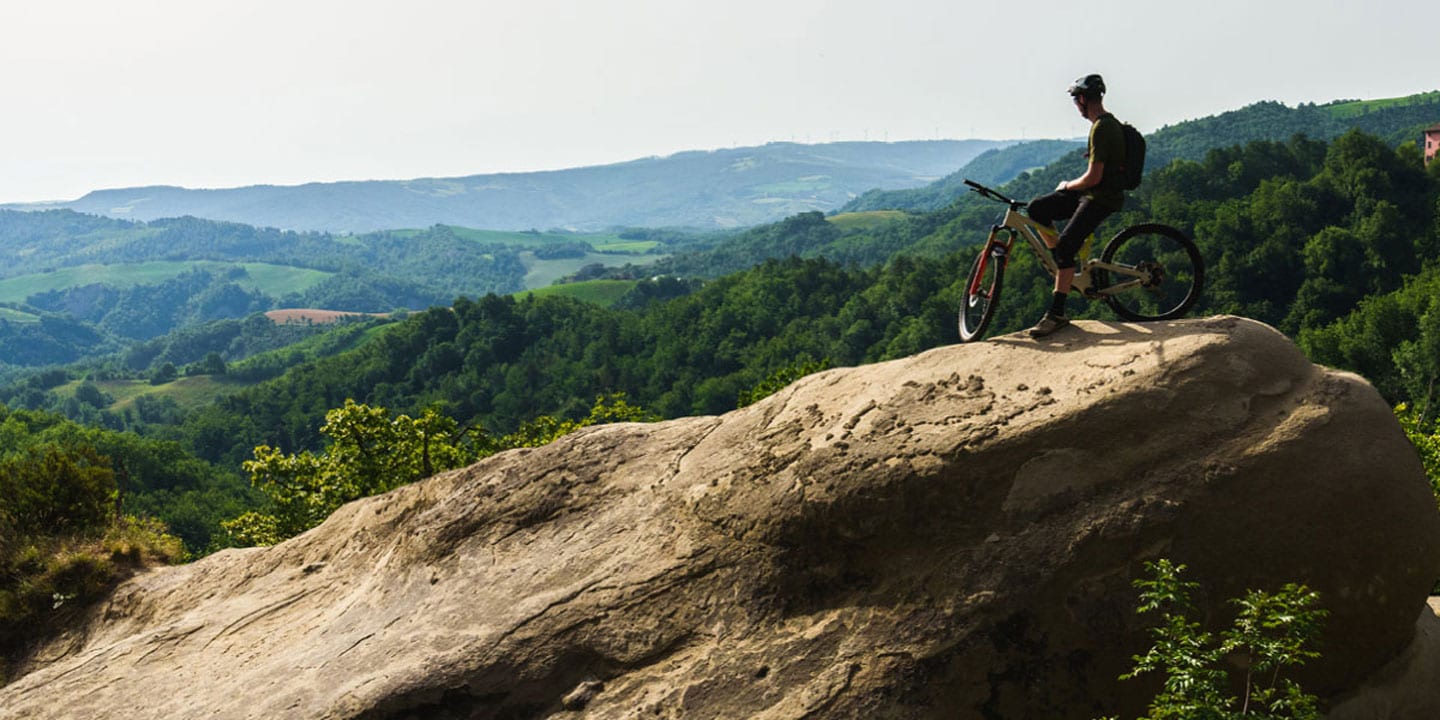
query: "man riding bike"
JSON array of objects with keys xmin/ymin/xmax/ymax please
[{"xmin": 1025, "ymin": 73, "xmax": 1128, "ymax": 338}]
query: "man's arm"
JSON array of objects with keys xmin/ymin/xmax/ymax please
[{"xmin": 1055, "ymin": 160, "xmax": 1105, "ymax": 192}]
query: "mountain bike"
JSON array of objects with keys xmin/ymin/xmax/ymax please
[{"xmin": 957, "ymin": 179, "xmax": 1204, "ymax": 342}]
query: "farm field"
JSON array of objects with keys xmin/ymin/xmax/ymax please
[{"xmin": 265, "ymin": 309, "xmax": 389, "ymax": 324}]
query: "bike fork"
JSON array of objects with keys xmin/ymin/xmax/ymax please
[{"xmin": 969, "ymin": 234, "xmax": 1010, "ymax": 296}]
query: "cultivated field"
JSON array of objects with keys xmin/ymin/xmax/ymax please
[{"xmin": 265, "ymin": 309, "xmax": 389, "ymax": 324}]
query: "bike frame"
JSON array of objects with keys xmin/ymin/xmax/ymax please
[{"xmin": 967, "ymin": 185, "xmax": 1151, "ymax": 299}]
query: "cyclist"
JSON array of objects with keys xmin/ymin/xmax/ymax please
[{"xmin": 1026, "ymin": 73, "xmax": 1127, "ymax": 338}]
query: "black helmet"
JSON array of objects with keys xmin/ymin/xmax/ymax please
[{"xmin": 1067, "ymin": 74, "xmax": 1106, "ymax": 98}]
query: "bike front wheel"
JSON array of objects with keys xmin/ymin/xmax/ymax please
[
  {"xmin": 957, "ymin": 242, "xmax": 1005, "ymax": 342},
  {"xmin": 1095, "ymin": 223, "xmax": 1204, "ymax": 322}
]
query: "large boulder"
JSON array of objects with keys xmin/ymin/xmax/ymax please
[{"xmin": 3, "ymin": 316, "xmax": 1438, "ymax": 719}]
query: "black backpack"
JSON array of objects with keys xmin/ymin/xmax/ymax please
[{"xmin": 1118, "ymin": 122, "xmax": 1146, "ymax": 190}]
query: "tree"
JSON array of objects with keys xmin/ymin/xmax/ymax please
[
  {"xmin": 1394, "ymin": 306, "xmax": 1440, "ymax": 425},
  {"xmin": 1395, "ymin": 404, "xmax": 1440, "ymax": 505},
  {"xmin": 194, "ymin": 352, "xmax": 227, "ymax": 376},
  {"xmin": 220, "ymin": 394, "xmax": 657, "ymax": 547},
  {"xmin": 0, "ymin": 443, "xmax": 116, "ymax": 540},
  {"xmin": 1102, "ymin": 559, "xmax": 1326, "ymax": 720},
  {"xmin": 150, "ymin": 362, "xmax": 178, "ymax": 386},
  {"xmin": 221, "ymin": 400, "xmax": 477, "ymax": 546}
]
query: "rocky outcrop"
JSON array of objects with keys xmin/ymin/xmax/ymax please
[{"xmin": 3, "ymin": 316, "xmax": 1438, "ymax": 719}]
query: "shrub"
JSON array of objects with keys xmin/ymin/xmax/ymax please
[{"xmin": 0, "ymin": 517, "xmax": 182, "ymax": 685}]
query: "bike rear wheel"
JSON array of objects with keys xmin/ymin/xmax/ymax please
[
  {"xmin": 1095, "ymin": 223, "xmax": 1204, "ymax": 322},
  {"xmin": 957, "ymin": 242, "xmax": 1005, "ymax": 342}
]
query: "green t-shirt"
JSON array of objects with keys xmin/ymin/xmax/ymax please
[{"xmin": 1087, "ymin": 113, "xmax": 1126, "ymax": 210}]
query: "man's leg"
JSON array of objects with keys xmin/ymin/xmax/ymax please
[
  {"xmin": 1030, "ymin": 198, "xmax": 1113, "ymax": 338},
  {"xmin": 1026, "ymin": 191, "xmax": 1080, "ymax": 247}
]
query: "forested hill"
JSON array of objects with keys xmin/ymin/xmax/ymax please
[
  {"xmin": 837, "ymin": 92, "xmax": 1440, "ymax": 214},
  {"xmin": 7, "ymin": 140, "xmax": 1012, "ymax": 234},
  {"xmin": 839, "ymin": 139, "xmax": 1083, "ymax": 213}
]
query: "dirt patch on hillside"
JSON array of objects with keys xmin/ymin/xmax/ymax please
[{"xmin": 264, "ymin": 309, "xmax": 387, "ymax": 324}]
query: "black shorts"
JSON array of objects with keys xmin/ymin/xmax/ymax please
[{"xmin": 1027, "ymin": 191, "xmax": 1117, "ymax": 270}]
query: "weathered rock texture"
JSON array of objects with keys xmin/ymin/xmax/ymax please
[{"xmin": 3, "ymin": 316, "xmax": 1438, "ymax": 719}]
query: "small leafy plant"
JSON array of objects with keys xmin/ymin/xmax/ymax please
[
  {"xmin": 1395, "ymin": 403, "xmax": 1440, "ymax": 505},
  {"xmin": 1102, "ymin": 559, "xmax": 1327, "ymax": 720}
]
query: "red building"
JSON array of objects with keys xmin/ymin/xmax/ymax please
[{"xmin": 1428, "ymin": 123, "xmax": 1440, "ymax": 166}]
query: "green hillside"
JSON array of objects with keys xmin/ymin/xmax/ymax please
[
  {"xmin": 1320, "ymin": 90, "xmax": 1440, "ymax": 118},
  {"xmin": 58, "ymin": 375, "xmax": 252, "ymax": 414}
]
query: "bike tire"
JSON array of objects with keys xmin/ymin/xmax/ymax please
[
  {"xmin": 957, "ymin": 242, "xmax": 1005, "ymax": 342},
  {"xmin": 1096, "ymin": 223, "xmax": 1204, "ymax": 322}
]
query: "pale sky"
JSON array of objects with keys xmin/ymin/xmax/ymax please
[{"xmin": 1, "ymin": 0, "xmax": 1434, "ymax": 203}]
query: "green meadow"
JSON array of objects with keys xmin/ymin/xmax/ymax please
[
  {"xmin": 827, "ymin": 210, "xmax": 908, "ymax": 231},
  {"xmin": 516, "ymin": 279, "xmax": 639, "ymax": 307}
]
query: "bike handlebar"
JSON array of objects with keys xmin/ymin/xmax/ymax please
[{"xmin": 964, "ymin": 178, "xmax": 1026, "ymax": 210}]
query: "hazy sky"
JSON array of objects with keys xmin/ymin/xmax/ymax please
[{"xmin": 1, "ymin": 0, "xmax": 1434, "ymax": 203}]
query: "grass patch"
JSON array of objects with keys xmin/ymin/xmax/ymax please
[
  {"xmin": 590, "ymin": 240, "xmax": 660, "ymax": 253},
  {"xmin": 1, "ymin": 517, "xmax": 183, "ymax": 684},
  {"xmin": 234, "ymin": 264, "xmax": 331, "ymax": 296},
  {"xmin": 517, "ymin": 280, "xmax": 639, "ymax": 307},
  {"xmin": 69, "ymin": 376, "xmax": 254, "ymax": 414},
  {"xmin": 520, "ymin": 251, "xmax": 664, "ymax": 290},
  {"xmin": 828, "ymin": 210, "xmax": 908, "ymax": 231},
  {"xmin": 1320, "ymin": 90, "xmax": 1440, "ymax": 119}
]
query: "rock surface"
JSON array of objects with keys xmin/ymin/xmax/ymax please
[
  {"xmin": 1327, "ymin": 599, "xmax": 1440, "ymax": 719},
  {"xmin": 3, "ymin": 316, "xmax": 1438, "ymax": 719}
]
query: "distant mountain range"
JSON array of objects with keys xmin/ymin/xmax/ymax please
[{"xmin": 7, "ymin": 140, "xmax": 1018, "ymax": 234}]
